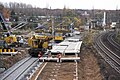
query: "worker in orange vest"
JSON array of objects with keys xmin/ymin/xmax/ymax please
[
  {"xmin": 57, "ymin": 53, "xmax": 61, "ymax": 62},
  {"xmin": 38, "ymin": 52, "xmax": 42, "ymax": 61}
]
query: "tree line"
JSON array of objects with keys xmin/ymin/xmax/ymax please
[{"xmin": 0, "ymin": 2, "xmax": 120, "ymax": 25}]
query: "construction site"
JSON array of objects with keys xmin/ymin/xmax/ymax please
[{"xmin": 0, "ymin": 2, "xmax": 120, "ymax": 80}]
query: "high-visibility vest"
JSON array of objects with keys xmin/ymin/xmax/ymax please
[
  {"xmin": 57, "ymin": 54, "xmax": 61, "ymax": 58},
  {"xmin": 38, "ymin": 54, "xmax": 41, "ymax": 57}
]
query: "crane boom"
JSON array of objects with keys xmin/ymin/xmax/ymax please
[{"xmin": 0, "ymin": 13, "xmax": 8, "ymax": 31}]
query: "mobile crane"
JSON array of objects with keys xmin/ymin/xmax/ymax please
[
  {"xmin": 27, "ymin": 34, "xmax": 52, "ymax": 57},
  {"xmin": 0, "ymin": 13, "xmax": 18, "ymax": 55}
]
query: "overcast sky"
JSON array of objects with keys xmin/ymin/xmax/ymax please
[{"xmin": 0, "ymin": 0, "xmax": 120, "ymax": 10}]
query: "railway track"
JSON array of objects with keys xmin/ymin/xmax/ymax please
[
  {"xmin": 34, "ymin": 55, "xmax": 79, "ymax": 80},
  {"xmin": 1, "ymin": 57, "xmax": 39, "ymax": 80},
  {"xmin": 107, "ymin": 32, "xmax": 120, "ymax": 55},
  {"xmin": 94, "ymin": 31, "xmax": 120, "ymax": 74}
]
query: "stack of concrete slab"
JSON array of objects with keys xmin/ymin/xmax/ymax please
[{"xmin": 50, "ymin": 39, "xmax": 82, "ymax": 54}]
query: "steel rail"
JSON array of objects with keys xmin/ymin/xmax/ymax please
[
  {"xmin": 98, "ymin": 36, "xmax": 120, "ymax": 66},
  {"xmin": 1, "ymin": 57, "xmax": 38, "ymax": 80},
  {"xmin": 14, "ymin": 58, "xmax": 38, "ymax": 80},
  {"xmin": 101, "ymin": 34, "xmax": 120, "ymax": 61},
  {"xmin": 94, "ymin": 33, "xmax": 120, "ymax": 74},
  {"xmin": 109, "ymin": 33, "xmax": 120, "ymax": 50},
  {"xmin": 1, "ymin": 57, "xmax": 31, "ymax": 80}
]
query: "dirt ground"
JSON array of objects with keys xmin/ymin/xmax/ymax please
[
  {"xmin": 37, "ymin": 62, "xmax": 77, "ymax": 80},
  {"xmin": 78, "ymin": 45, "xmax": 103, "ymax": 80}
]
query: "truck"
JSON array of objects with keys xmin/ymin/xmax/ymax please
[{"xmin": 110, "ymin": 22, "xmax": 116, "ymax": 29}]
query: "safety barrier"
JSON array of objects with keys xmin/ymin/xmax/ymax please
[{"xmin": 0, "ymin": 48, "xmax": 18, "ymax": 56}]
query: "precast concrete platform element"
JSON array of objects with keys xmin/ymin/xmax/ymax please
[{"xmin": 51, "ymin": 38, "xmax": 82, "ymax": 55}]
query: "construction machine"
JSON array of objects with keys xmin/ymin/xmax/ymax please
[
  {"xmin": 0, "ymin": 13, "xmax": 18, "ymax": 55},
  {"xmin": 28, "ymin": 34, "xmax": 52, "ymax": 57},
  {"xmin": 0, "ymin": 13, "xmax": 18, "ymax": 47},
  {"xmin": 54, "ymin": 32, "xmax": 64, "ymax": 43}
]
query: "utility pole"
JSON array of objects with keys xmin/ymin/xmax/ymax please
[
  {"xmin": 70, "ymin": 23, "xmax": 74, "ymax": 33},
  {"xmin": 115, "ymin": 6, "xmax": 119, "ymax": 36},
  {"xmin": 93, "ymin": 6, "xmax": 95, "ymax": 28},
  {"xmin": 103, "ymin": 11, "xmax": 106, "ymax": 26},
  {"xmin": 103, "ymin": 11, "xmax": 106, "ymax": 31},
  {"xmin": 52, "ymin": 16, "xmax": 54, "ymax": 41},
  {"xmin": 92, "ymin": 6, "xmax": 95, "ymax": 29}
]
